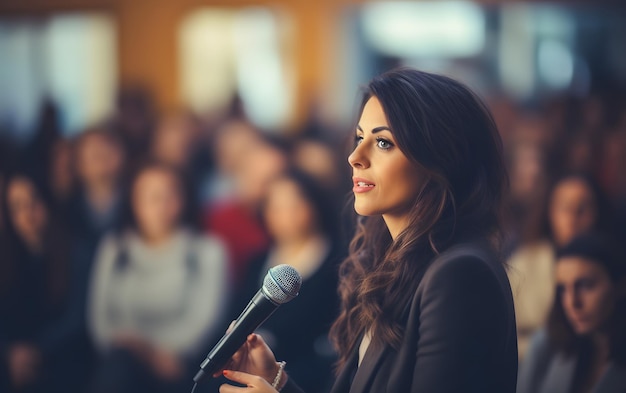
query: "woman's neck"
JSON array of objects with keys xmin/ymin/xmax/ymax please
[
  {"xmin": 382, "ymin": 214, "xmax": 410, "ymax": 240},
  {"xmin": 140, "ymin": 228, "xmax": 176, "ymax": 247}
]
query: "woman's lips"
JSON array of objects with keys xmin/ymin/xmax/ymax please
[{"xmin": 353, "ymin": 177, "xmax": 375, "ymax": 193}]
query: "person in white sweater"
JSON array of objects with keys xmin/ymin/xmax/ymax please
[{"xmin": 87, "ymin": 160, "xmax": 229, "ymax": 393}]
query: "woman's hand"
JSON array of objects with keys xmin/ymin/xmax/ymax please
[
  {"xmin": 213, "ymin": 333, "xmax": 281, "ymax": 385},
  {"xmin": 220, "ymin": 370, "xmax": 278, "ymax": 393}
]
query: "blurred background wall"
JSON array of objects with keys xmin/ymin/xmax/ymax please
[{"xmin": 1, "ymin": 0, "xmax": 625, "ymax": 137}]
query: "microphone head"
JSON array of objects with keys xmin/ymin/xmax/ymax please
[{"xmin": 262, "ymin": 264, "xmax": 302, "ymax": 305}]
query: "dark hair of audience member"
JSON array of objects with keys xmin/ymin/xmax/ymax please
[
  {"xmin": 0, "ymin": 170, "xmax": 69, "ymax": 306},
  {"xmin": 548, "ymin": 232, "xmax": 626, "ymax": 364},
  {"xmin": 542, "ymin": 172, "xmax": 613, "ymax": 242},
  {"xmin": 259, "ymin": 167, "xmax": 339, "ymax": 240}
]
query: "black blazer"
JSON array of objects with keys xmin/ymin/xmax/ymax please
[{"xmin": 283, "ymin": 241, "xmax": 518, "ymax": 393}]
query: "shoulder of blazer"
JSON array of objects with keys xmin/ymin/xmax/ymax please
[{"xmin": 420, "ymin": 241, "xmax": 508, "ymax": 293}]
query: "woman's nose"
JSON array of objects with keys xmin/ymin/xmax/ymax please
[{"xmin": 348, "ymin": 143, "xmax": 368, "ymax": 169}]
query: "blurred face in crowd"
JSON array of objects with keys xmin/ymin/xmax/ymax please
[
  {"xmin": 152, "ymin": 115, "xmax": 196, "ymax": 169},
  {"xmin": 263, "ymin": 178, "xmax": 317, "ymax": 243},
  {"xmin": 556, "ymin": 256, "xmax": 615, "ymax": 336},
  {"xmin": 76, "ymin": 132, "xmax": 125, "ymax": 186},
  {"xmin": 292, "ymin": 141, "xmax": 341, "ymax": 191},
  {"xmin": 132, "ymin": 167, "xmax": 183, "ymax": 242},
  {"xmin": 237, "ymin": 143, "xmax": 287, "ymax": 206},
  {"xmin": 214, "ymin": 121, "xmax": 261, "ymax": 175},
  {"xmin": 549, "ymin": 178, "xmax": 597, "ymax": 247},
  {"xmin": 509, "ymin": 142, "xmax": 545, "ymax": 203},
  {"xmin": 6, "ymin": 176, "xmax": 48, "ymax": 249},
  {"xmin": 348, "ymin": 97, "xmax": 423, "ymax": 236}
]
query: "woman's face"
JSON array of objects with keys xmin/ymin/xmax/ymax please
[
  {"xmin": 77, "ymin": 134, "xmax": 124, "ymax": 185},
  {"xmin": 132, "ymin": 168, "xmax": 182, "ymax": 241},
  {"xmin": 556, "ymin": 256, "xmax": 615, "ymax": 335},
  {"xmin": 348, "ymin": 97, "xmax": 423, "ymax": 233},
  {"xmin": 263, "ymin": 178, "xmax": 316, "ymax": 242},
  {"xmin": 549, "ymin": 178, "xmax": 597, "ymax": 246},
  {"xmin": 6, "ymin": 177, "xmax": 48, "ymax": 246}
]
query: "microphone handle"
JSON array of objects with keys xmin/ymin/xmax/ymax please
[{"xmin": 193, "ymin": 290, "xmax": 279, "ymax": 383}]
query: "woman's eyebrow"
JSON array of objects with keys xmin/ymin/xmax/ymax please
[{"xmin": 356, "ymin": 125, "xmax": 392, "ymax": 133}]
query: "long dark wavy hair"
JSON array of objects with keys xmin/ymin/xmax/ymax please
[{"xmin": 329, "ymin": 68, "xmax": 508, "ymax": 369}]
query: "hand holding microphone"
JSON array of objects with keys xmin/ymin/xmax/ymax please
[{"xmin": 193, "ymin": 264, "xmax": 302, "ymax": 384}]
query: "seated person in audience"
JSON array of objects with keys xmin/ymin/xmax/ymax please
[
  {"xmin": 87, "ymin": 160, "xmax": 229, "ymax": 393},
  {"xmin": 508, "ymin": 173, "xmax": 612, "ymax": 358},
  {"xmin": 0, "ymin": 171, "xmax": 74, "ymax": 393},
  {"xmin": 202, "ymin": 120, "xmax": 287, "ymax": 290},
  {"xmin": 233, "ymin": 169, "xmax": 342, "ymax": 393},
  {"xmin": 517, "ymin": 232, "xmax": 626, "ymax": 393}
]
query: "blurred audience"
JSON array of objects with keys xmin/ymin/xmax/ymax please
[
  {"xmin": 517, "ymin": 232, "xmax": 626, "ymax": 393},
  {"xmin": 233, "ymin": 169, "xmax": 342, "ymax": 393},
  {"xmin": 202, "ymin": 119, "xmax": 288, "ymax": 289},
  {"xmin": 0, "ymin": 171, "xmax": 73, "ymax": 393},
  {"xmin": 290, "ymin": 137, "xmax": 346, "ymax": 196},
  {"xmin": 150, "ymin": 112, "xmax": 199, "ymax": 172},
  {"xmin": 108, "ymin": 85, "xmax": 157, "ymax": 167},
  {"xmin": 508, "ymin": 173, "xmax": 613, "ymax": 359},
  {"xmin": 87, "ymin": 160, "xmax": 229, "ymax": 393},
  {"xmin": 69, "ymin": 127, "xmax": 126, "ymax": 242},
  {"xmin": 48, "ymin": 138, "xmax": 76, "ymax": 215}
]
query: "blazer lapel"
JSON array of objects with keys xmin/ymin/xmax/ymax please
[
  {"xmin": 348, "ymin": 341, "xmax": 389, "ymax": 393},
  {"xmin": 330, "ymin": 349, "xmax": 357, "ymax": 393}
]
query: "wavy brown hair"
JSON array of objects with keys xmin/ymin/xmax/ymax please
[{"xmin": 329, "ymin": 68, "xmax": 508, "ymax": 370}]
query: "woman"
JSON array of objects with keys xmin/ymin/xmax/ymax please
[
  {"xmin": 507, "ymin": 173, "xmax": 611, "ymax": 358},
  {"xmin": 88, "ymin": 160, "xmax": 229, "ymax": 393},
  {"xmin": 0, "ymin": 172, "xmax": 71, "ymax": 392},
  {"xmin": 214, "ymin": 68, "xmax": 518, "ymax": 392},
  {"xmin": 233, "ymin": 169, "xmax": 342, "ymax": 392},
  {"xmin": 517, "ymin": 232, "xmax": 626, "ymax": 393}
]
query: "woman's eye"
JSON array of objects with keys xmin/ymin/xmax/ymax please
[
  {"xmin": 376, "ymin": 138, "xmax": 392, "ymax": 149},
  {"xmin": 355, "ymin": 135, "xmax": 363, "ymax": 146}
]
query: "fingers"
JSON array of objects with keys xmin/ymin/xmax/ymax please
[
  {"xmin": 220, "ymin": 370, "xmax": 276, "ymax": 393},
  {"xmin": 212, "ymin": 333, "xmax": 259, "ymax": 377}
]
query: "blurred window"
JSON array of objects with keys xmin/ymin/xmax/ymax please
[
  {"xmin": 179, "ymin": 7, "xmax": 295, "ymax": 131},
  {"xmin": 0, "ymin": 13, "xmax": 117, "ymax": 138},
  {"xmin": 328, "ymin": 1, "xmax": 626, "ymax": 123},
  {"xmin": 361, "ymin": 1, "xmax": 485, "ymax": 58}
]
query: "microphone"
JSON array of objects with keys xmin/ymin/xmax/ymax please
[{"xmin": 193, "ymin": 264, "xmax": 302, "ymax": 384}]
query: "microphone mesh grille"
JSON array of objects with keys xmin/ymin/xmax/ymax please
[{"xmin": 262, "ymin": 264, "xmax": 302, "ymax": 305}]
